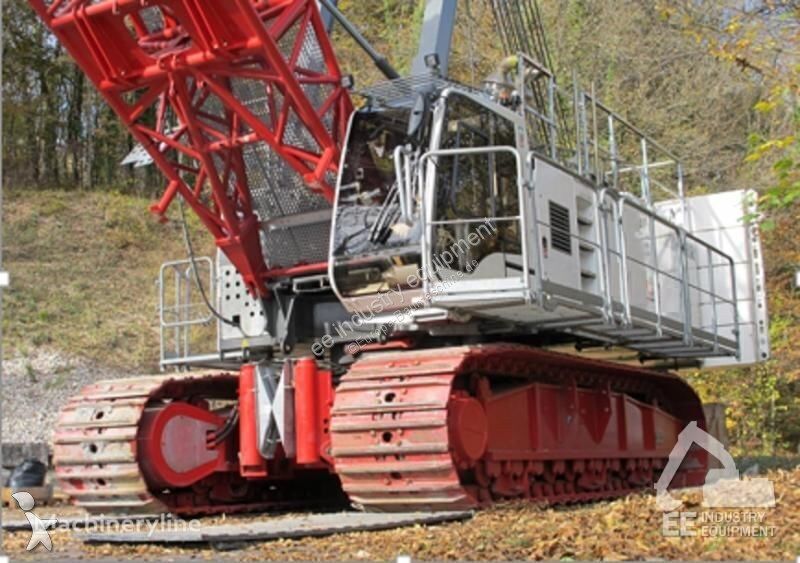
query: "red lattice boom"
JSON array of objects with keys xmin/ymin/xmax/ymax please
[{"xmin": 28, "ymin": 0, "xmax": 353, "ymax": 296}]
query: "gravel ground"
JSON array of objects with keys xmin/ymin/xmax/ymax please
[{"xmin": 1, "ymin": 348, "xmax": 128, "ymax": 445}]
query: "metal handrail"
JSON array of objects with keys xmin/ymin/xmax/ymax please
[
  {"xmin": 615, "ymin": 192, "xmax": 739, "ymax": 353},
  {"xmin": 526, "ymin": 152, "xmax": 546, "ymax": 306},
  {"xmin": 159, "ymin": 258, "xmax": 215, "ymax": 328},
  {"xmin": 408, "ymin": 80, "xmax": 739, "ymax": 358},
  {"xmin": 595, "ymin": 188, "xmax": 615, "ymax": 324},
  {"xmin": 515, "ymin": 54, "xmax": 687, "ymax": 212},
  {"xmin": 535, "ymin": 199, "xmax": 738, "ymax": 349},
  {"xmin": 417, "ymin": 145, "xmax": 534, "ymax": 303},
  {"xmin": 158, "ymin": 256, "xmax": 215, "ymax": 370}
]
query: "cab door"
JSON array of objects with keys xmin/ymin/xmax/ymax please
[{"xmin": 421, "ymin": 91, "xmax": 532, "ymax": 305}]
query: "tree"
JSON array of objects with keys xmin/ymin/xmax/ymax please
[
  {"xmin": 2, "ymin": 0, "xmax": 156, "ymax": 192},
  {"xmin": 662, "ymin": 0, "xmax": 800, "ymax": 216}
]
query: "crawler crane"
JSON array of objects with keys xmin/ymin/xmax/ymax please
[{"xmin": 28, "ymin": 0, "xmax": 769, "ymax": 514}]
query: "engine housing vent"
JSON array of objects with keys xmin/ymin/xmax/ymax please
[{"xmin": 549, "ymin": 201, "xmax": 572, "ymax": 255}]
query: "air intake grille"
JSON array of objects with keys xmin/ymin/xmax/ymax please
[{"xmin": 549, "ymin": 201, "xmax": 572, "ymax": 255}]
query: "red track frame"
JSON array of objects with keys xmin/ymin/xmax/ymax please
[{"xmin": 28, "ymin": 0, "xmax": 353, "ymax": 296}]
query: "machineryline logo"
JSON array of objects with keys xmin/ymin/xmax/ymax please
[{"xmin": 11, "ymin": 492, "xmax": 201, "ymax": 551}]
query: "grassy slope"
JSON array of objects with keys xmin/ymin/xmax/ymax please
[{"xmin": 3, "ymin": 189, "xmax": 212, "ymax": 371}]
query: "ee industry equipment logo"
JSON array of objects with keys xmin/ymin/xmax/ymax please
[{"xmin": 655, "ymin": 422, "xmax": 777, "ymax": 538}]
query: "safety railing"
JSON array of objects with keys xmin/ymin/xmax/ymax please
[
  {"xmin": 515, "ymin": 53, "xmax": 687, "ymax": 218},
  {"xmin": 602, "ymin": 191, "xmax": 738, "ymax": 355},
  {"xmin": 519, "ymin": 181, "xmax": 738, "ymax": 356},
  {"xmin": 393, "ymin": 144, "xmax": 420, "ymax": 224},
  {"xmin": 512, "ymin": 54, "xmax": 741, "ymax": 354},
  {"xmin": 158, "ymin": 257, "xmax": 216, "ymax": 369},
  {"xmin": 417, "ymin": 146, "xmax": 535, "ymax": 302},
  {"xmin": 413, "ymin": 139, "xmax": 739, "ymax": 356}
]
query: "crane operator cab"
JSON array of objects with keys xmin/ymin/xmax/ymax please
[
  {"xmin": 330, "ymin": 85, "xmax": 529, "ymax": 323},
  {"xmin": 330, "ymin": 66, "xmax": 766, "ymax": 368}
]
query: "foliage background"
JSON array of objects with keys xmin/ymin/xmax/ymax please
[{"xmin": 2, "ymin": 0, "xmax": 798, "ymax": 454}]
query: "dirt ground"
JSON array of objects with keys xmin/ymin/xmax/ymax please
[{"xmin": 2, "ymin": 467, "xmax": 797, "ymax": 561}]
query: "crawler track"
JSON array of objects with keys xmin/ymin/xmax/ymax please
[
  {"xmin": 54, "ymin": 375, "xmax": 178, "ymax": 515},
  {"xmin": 54, "ymin": 345, "xmax": 706, "ymax": 516},
  {"xmin": 54, "ymin": 373, "xmax": 343, "ymax": 516},
  {"xmin": 330, "ymin": 345, "xmax": 706, "ymax": 511}
]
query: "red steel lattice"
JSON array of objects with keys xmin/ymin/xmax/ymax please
[{"xmin": 28, "ymin": 0, "xmax": 353, "ymax": 296}]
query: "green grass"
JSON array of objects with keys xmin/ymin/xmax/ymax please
[{"xmin": 3, "ymin": 189, "xmax": 213, "ymax": 370}]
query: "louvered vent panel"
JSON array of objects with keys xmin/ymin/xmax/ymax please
[{"xmin": 549, "ymin": 201, "xmax": 572, "ymax": 255}]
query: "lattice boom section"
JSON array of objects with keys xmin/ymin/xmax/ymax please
[{"xmin": 28, "ymin": 0, "xmax": 353, "ymax": 295}]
